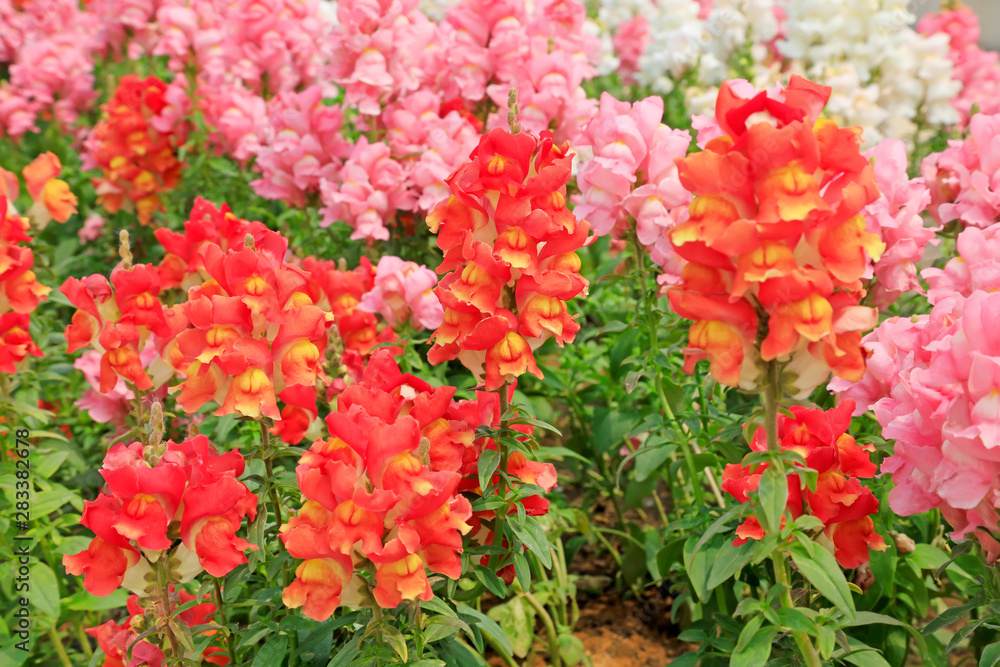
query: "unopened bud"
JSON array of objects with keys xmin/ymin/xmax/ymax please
[
  {"xmin": 148, "ymin": 401, "xmax": 164, "ymax": 452},
  {"xmin": 118, "ymin": 230, "xmax": 133, "ymax": 270},
  {"xmin": 507, "ymin": 88, "xmax": 520, "ymax": 133},
  {"xmin": 891, "ymin": 531, "xmax": 916, "ymax": 554},
  {"xmin": 244, "ymin": 233, "xmax": 255, "ymax": 248}
]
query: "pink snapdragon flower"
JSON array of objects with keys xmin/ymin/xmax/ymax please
[
  {"xmin": 923, "ymin": 226, "xmax": 1000, "ymax": 303},
  {"xmin": 250, "ymin": 86, "xmax": 351, "ymax": 206},
  {"xmin": 862, "ymin": 139, "xmax": 937, "ymax": 308},
  {"xmin": 78, "ymin": 214, "xmax": 106, "ymax": 244},
  {"xmin": 74, "ymin": 350, "xmax": 136, "ymax": 427},
  {"xmin": 198, "ymin": 83, "xmax": 268, "ymax": 163},
  {"xmin": 575, "ymin": 93, "xmax": 692, "ymax": 283},
  {"xmin": 318, "ymin": 138, "xmax": 415, "ymax": 240},
  {"xmin": 922, "ymin": 112, "xmax": 1000, "ymax": 228},
  {"xmin": 831, "ymin": 291, "xmax": 1000, "ymax": 561},
  {"xmin": 359, "ymin": 256, "xmax": 443, "ymax": 330},
  {"xmin": 613, "ymin": 17, "xmax": 650, "ymax": 84}
]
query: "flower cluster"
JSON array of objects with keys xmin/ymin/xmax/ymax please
[
  {"xmin": 281, "ymin": 349, "xmax": 556, "ymax": 619},
  {"xmin": 923, "ymin": 225, "xmax": 1000, "ymax": 303},
  {"xmin": 922, "ymin": 112, "xmax": 1000, "ymax": 230},
  {"xmin": 163, "ymin": 221, "xmax": 333, "ymax": 422},
  {"xmin": 832, "ymin": 290, "xmax": 1000, "ymax": 560},
  {"xmin": 88, "ymin": 589, "xmax": 226, "ymax": 667},
  {"xmin": 63, "ymin": 435, "xmax": 257, "ymax": 597},
  {"xmin": 666, "ymin": 76, "xmax": 884, "ymax": 397},
  {"xmin": 862, "ymin": 139, "xmax": 936, "ymax": 309},
  {"xmin": 60, "ymin": 249, "xmax": 173, "ymax": 396},
  {"xmin": 723, "ymin": 400, "xmax": 886, "ymax": 568},
  {"xmin": 0, "ymin": 0, "xmax": 101, "ymax": 138},
  {"xmin": 0, "ymin": 159, "xmax": 63, "ymax": 372},
  {"xmin": 84, "ymin": 75, "xmax": 184, "ymax": 225},
  {"xmin": 88, "ymin": 589, "xmax": 227, "ymax": 667},
  {"xmin": 426, "ymin": 126, "xmax": 590, "ymax": 390},
  {"xmin": 359, "ymin": 255, "xmax": 443, "ymax": 331},
  {"xmin": 574, "ymin": 93, "xmax": 692, "ymax": 285},
  {"xmin": 918, "ymin": 5, "xmax": 1000, "ymax": 126},
  {"xmin": 64, "ymin": 198, "xmax": 406, "ymax": 443}
]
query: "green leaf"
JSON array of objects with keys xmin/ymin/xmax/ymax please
[
  {"xmin": 921, "ymin": 597, "xmax": 980, "ymax": 636},
  {"xmin": 32, "ymin": 563, "xmax": 60, "ymax": 619},
  {"xmin": 732, "ymin": 626, "xmax": 778, "ymax": 667},
  {"xmin": 512, "ymin": 517, "xmax": 551, "ymax": 569},
  {"xmin": 558, "ymin": 633, "xmax": 586, "ymax": 665},
  {"xmin": 455, "ymin": 604, "xmax": 511, "ymax": 657},
  {"xmin": 839, "ymin": 611, "xmax": 928, "ymax": 656},
  {"xmin": 251, "ymin": 634, "xmax": 288, "ymax": 667},
  {"xmin": 980, "ymin": 641, "xmax": 1000, "ymax": 667},
  {"xmin": 756, "ymin": 466, "xmax": 788, "ymax": 534},
  {"xmin": 477, "ymin": 449, "xmax": 500, "ymax": 494},
  {"xmin": 706, "ymin": 540, "xmax": 753, "ymax": 589},
  {"xmin": 773, "ymin": 608, "xmax": 816, "ymax": 635},
  {"xmin": 908, "ymin": 544, "xmax": 949, "ymax": 571},
  {"xmin": 65, "ymin": 588, "xmax": 129, "ymax": 611},
  {"xmin": 487, "ymin": 598, "xmax": 535, "ymax": 658},
  {"xmin": 788, "ymin": 539, "xmax": 855, "ymax": 618},
  {"xmin": 473, "ymin": 564, "xmax": 507, "ymax": 599},
  {"xmin": 383, "ymin": 625, "xmax": 408, "ymax": 663}
]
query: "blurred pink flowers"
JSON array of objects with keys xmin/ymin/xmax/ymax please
[
  {"xmin": 862, "ymin": 139, "xmax": 937, "ymax": 308},
  {"xmin": 832, "ymin": 290, "xmax": 1000, "ymax": 561},
  {"xmin": 360, "ymin": 256, "xmax": 442, "ymax": 331}
]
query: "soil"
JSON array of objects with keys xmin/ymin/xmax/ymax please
[
  {"xmin": 485, "ymin": 582, "xmax": 695, "ymax": 666},
  {"xmin": 572, "ymin": 586, "xmax": 697, "ymax": 667}
]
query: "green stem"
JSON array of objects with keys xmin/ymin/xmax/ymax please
[
  {"xmin": 771, "ymin": 553, "xmax": 822, "ymax": 667},
  {"xmin": 763, "ymin": 361, "xmax": 820, "ymax": 667},
  {"xmin": 155, "ymin": 559, "xmax": 181, "ymax": 661},
  {"xmin": 631, "ymin": 228, "xmax": 717, "ymax": 507},
  {"xmin": 488, "ymin": 384, "xmax": 512, "ymax": 576},
  {"xmin": 76, "ymin": 620, "xmax": 94, "ymax": 660},
  {"xmin": 214, "ymin": 578, "xmax": 236, "ymax": 664},
  {"xmin": 48, "ymin": 626, "xmax": 73, "ymax": 667},
  {"xmin": 260, "ymin": 421, "xmax": 284, "ymax": 529},
  {"xmin": 483, "ymin": 630, "xmax": 519, "ymax": 667},
  {"xmin": 523, "ymin": 593, "xmax": 562, "ymax": 667}
]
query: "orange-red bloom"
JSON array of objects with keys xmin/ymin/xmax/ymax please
[
  {"xmin": 88, "ymin": 75, "xmax": 183, "ymax": 225},
  {"xmin": 427, "ymin": 128, "xmax": 590, "ymax": 390},
  {"xmin": 721, "ymin": 400, "xmax": 887, "ymax": 568},
  {"xmin": 667, "ymin": 77, "xmax": 884, "ymax": 397}
]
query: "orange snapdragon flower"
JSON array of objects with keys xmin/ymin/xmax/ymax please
[{"xmin": 667, "ymin": 76, "xmax": 884, "ymax": 397}]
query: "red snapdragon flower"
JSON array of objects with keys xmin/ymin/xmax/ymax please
[
  {"xmin": 426, "ymin": 128, "xmax": 590, "ymax": 390},
  {"xmin": 88, "ymin": 589, "xmax": 228, "ymax": 666},
  {"xmin": 87, "ymin": 75, "xmax": 183, "ymax": 225},
  {"xmin": 281, "ymin": 349, "xmax": 557, "ymax": 619},
  {"xmin": 63, "ymin": 435, "xmax": 257, "ymax": 596},
  {"xmin": 721, "ymin": 400, "xmax": 887, "ymax": 568},
  {"xmin": 0, "ymin": 194, "xmax": 49, "ymax": 371}
]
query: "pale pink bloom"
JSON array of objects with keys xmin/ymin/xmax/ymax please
[
  {"xmin": 319, "ymin": 138, "xmax": 414, "ymax": 240},
  {"xmin": 613, "ymin": 16, "xmax": 650, "ymax": 84},
  {"xmin": 0, "ymin": 83, "xmax": 38, "ymax": 139},
  {"xmin": 918, "ymin": 7, "xmax": 1000, "ymax": 125},
  {"xmin": 922, "ymin": 113, "xmax": 1000, "ymax": 229},
  {"xmin": 78, "ymin": 214, "xmax": 106, "ymax": 244},
  {"xmin": 74, "ymin": 350, "xmax": 135, "ymax": 426},
  {"xmin": 359, "ymin": 255, "xmax": 443, "ymax": 330},
  {"xmin": 250, "ymin": 86, "xmax": 350, "ymax": 206},
  {"xmin": 833, "ymin": 291, "xmax": 1000, "ymax": 561},
  {"xmin": 924, "ymin": 226, "xmax": 1000, "ymax": 304},
  {"xmin": 199, "ymin": 83, "xmax": 268, "ymax": 162},
  {"xmin": 862, "ymin": 139, "xmax": 937, "ymax": 308}
]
